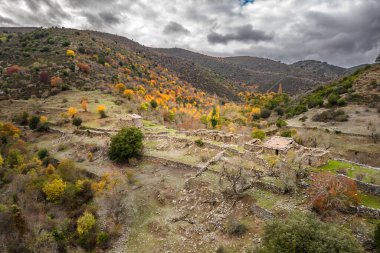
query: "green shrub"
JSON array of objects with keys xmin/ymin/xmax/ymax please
[
  {"xmin": 29, "ymin": 115, "xmax": 40, "ymax": 130},
  {"xmin": 274, "ymin": 106, "xmax": 284, "ymax": 116},
  {"xmin": 72, "ymin": 117, "xmax": 82, "ymax": 128},
  {"xmin": 37, "ymin": 148, "xmax": 49, "ymax": 160},
  {"xmin": 77, "ymin": 211, "xmax": 96, "ymax": 236},
  {"xmin": 150, "ymin": 99, "xmax": 158, "ymax": 109},
  {"xmin": 312, "ymin": 109, "xmax": 348, "ymax": 122},
  {"xmin": 61, "ymin": 41, "xmax": 70, "ymax": 47},
  {"xmin": 337, "ymin": 98, "xmax": 347, "ymax": 106},
  {"xmin": 78, "ymin": 46, "xmax": 85, "ymax": 54},
  {"xmin": 6, "ymin": 149, "xmax": 24, "ymax": 168},
  {"xmin": 375, "ymin": 223, "xmax": 380, "ymax": 253},
  {"xmin": 327, "ymin": 93, "xmax": 340, "ymax": 106},
  {"xmin": 195, "ymin": 139, "xmax": 204, "ymax": 147},
  {"xmin": 227, "ymin": 222, "xmax": 247, "ymax": 236},
  {"xmin": 307, "ymin": 96, "xmax": 324, "ymax": 108},
  {"xmin": 108, "ymin": 127, "xmax": 143, "ymax": 163},
  {"xmin": 280, "ymin": 130, "xmax": 292, "ymax": 137},
  {"xmin": 57, "ymin": 159, "xmax": 81, "ymax": 181},
  {"xmin": 259, "ymin": 213, "xmax": 364, "ymax": 253},
  {"xmin": 260, "ymin": 108, "xmax": 271, "ymax": 119},
  {"xmin": 251, "ymin": 129, "xmax": 266, "ymax": 140},
  {"xmin": 96, "ymin": 232, "xmax": 109, "ymax": 248},
  {"xmin": 276, "ymin": 118, "xmax": 287, "ymax": 128},
  {"xmin": 13, "ymin": 112, "xmax": 29, "ymax": 125}
]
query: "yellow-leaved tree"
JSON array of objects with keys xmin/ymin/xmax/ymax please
[
  {"xmin": 115, "ymin": 83, "xmax": 125, "ymax": 93},
  {"xmin": 68, "ymin": 107, "xmax": 78, "ymax": 118},
  {"xmin": 42, "ymin": 178, "xmax": 67, "ymax": 201},
  {"xmin": 66, "ymin": 49, "xmax": 75, "ymax": 58},
  {"xmin": 77, "ymin": 211, "xmax": 96, "ymax": 235}
]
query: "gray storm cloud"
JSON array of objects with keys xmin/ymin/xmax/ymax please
[
  {"xmin": 207, "ymin": 24, "xmax": 272, "ymax": 44},
  {"xmin": 0, "ymin": 0, "xmax": 379, "ymax": 67}
]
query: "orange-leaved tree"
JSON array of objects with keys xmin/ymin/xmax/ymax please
[
  {"xmin": 123, "ymin": 89, "xmax": 135, "ymax": 99},
  {"xmin": 80, "ymin": 98, "xmax": 88, "ymax": 112},
  {"xmin": 97, "ymin": 105, "xmax": 106, "ymax": 118},
  {"xmin": 309, "ymin": 172, "xmax": 359, "ymax": 215},
  {"xmin": 51, "ymin": 76, "xmax": 63, "ymax": 87}
]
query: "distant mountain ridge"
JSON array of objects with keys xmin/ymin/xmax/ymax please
[
  {"xmin": 0, "ymin": 27, "xmax": 365, "ymax": 101},
  {"xmin": 154, "ymin": 48, "xmax": 351, "ymax": 95}
]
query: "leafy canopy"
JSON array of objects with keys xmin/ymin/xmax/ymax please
[{"xmin": 108, "ymin": 127, "xmax": 143, "ymax": 162}]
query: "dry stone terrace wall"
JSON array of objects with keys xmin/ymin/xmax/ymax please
[
  {"xmin": 182, "ymin": 129, "xmax": 250, "ymax": 144},
  {"xmin": 338, "ymin": 174, "xmax": 380, "ymax": 196}
]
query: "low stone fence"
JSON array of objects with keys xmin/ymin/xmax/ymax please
[
  {"xmin": 253, "ymin": 181, "xmax": 283, "ymax": 194},
  {"xmin": 346, "ymin": 205, "xmax": 380, "ymax": 219},
  {"xmin": 337, "ymin": 174, "xmax": 380, "ymax": 196},
  {"xmin": 143, "ymin": 155, "xmax": 199, "ymax": 171},
  {"xmin": 251, "ymin": 204, "xmax": 274, "ymax": 220}
]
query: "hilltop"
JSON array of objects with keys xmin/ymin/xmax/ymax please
[
  {"xmin": 154, "ymin": 48, "xmax": 350, "ymax": 94},
  {"xmin": 0, "ymin": 27, "xmax": 356, "ymax": 101}
]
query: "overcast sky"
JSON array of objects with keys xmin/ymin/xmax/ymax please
[{"xmin": 0, "ymin": 0, "xmax": 379, "ymax": 67}]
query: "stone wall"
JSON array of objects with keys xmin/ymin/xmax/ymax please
[
  {"xmin": 338, "ymin": 174, "xmax": 380, "ymax": 196},
  {"xmin": 183, "ymin": 129, "xmax": 250, "ymax": 144},
  {"xmin": 346, "ymin": 205, "xmax": 380, "ymax": 219},
  {"xmin": 251, "ymin": 204, "xmax": 274, "ymax": 220}
]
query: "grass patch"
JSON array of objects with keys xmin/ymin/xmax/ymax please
[
  {"xmin": 314, "ymin": 160, "xmax": 380, "ymax": 185},
  {"xmin": 359, "ymin": 193, "xmax": 380, "ymax": 209}
]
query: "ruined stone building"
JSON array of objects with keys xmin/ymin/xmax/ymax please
[{"xmin": 244, "ymin": 136, "xmax": 330, "ymax": 167}]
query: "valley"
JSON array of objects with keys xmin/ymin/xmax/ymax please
[{"xmin": 0, "ymin": 27, "xmax": 379, "ymax": 253}]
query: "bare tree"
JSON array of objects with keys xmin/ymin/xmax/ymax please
[{"xmin": 219, "ymin": 163, "xmax": 257, "ymax": 196}]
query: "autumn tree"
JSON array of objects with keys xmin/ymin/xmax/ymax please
[
  {"xmin": 77, "ymin": 211, "xmax": 96, "ymax": 236},
  {"xmin": 123, "ymin": 89, "xmax": 134, "ymax": 100},
  {"xmin": 115, "ymin": 83, "xmax": 125, "ymax": 93},
  {"xmin": 68, "ymin": 107, "xmax": 78, "ymax": 118},
  {"xmin": 43, "ymin": 178, "xmax": 67, "ymax": 201},
  {"xmin": 97, "ymin": 105, "xmax": 106, "ymax": 118},
  {"xmin": 6, "ymin": 65, "xmax": 20, "ymax": 76},
  {"xmin": 309, "ymin": 172, "xmax": 359, "ymax": 215},
  {"xmin": 77, "ymin": 62, "xmax": 90, "ymax": 73},
  {"xmin": 81, "ymin": 98, "xmax": 88, "ymax": 112},
  {"xmin": 66, "ymin": 49, "xmax": 75, "ymax": 58},
  {"xmin": 39, "ymin": 71, "xmax": 49, "ymax": 84},
  {"xmin": 51, "ymin": 76, "xmax": 63, "ymax": 87}
]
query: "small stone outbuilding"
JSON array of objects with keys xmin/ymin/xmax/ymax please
[
  {"xmin": 127, "ymin": 114, "xmax": 143, "ymax": 128},
  {"xmin": 262, "ymin": 136, "xmax": 296, "ymax": 155},
  {"xmin": 117, "ymin": 114, "xmax": 143, "ymax": 129}
]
